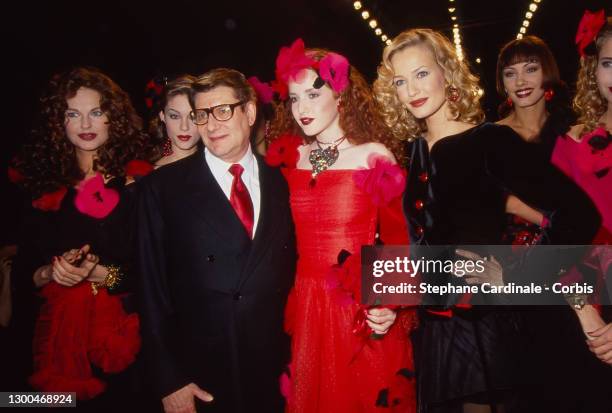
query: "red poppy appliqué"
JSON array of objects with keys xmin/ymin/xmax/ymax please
[
  {"xmin": 74, "ymin": 174, "xmax": 119, "ymax": 219},
  {"xmin": 265, "ymin": 134, "xmax": 303, "ymax": 169},
  {"xmin": 32, "ymin": 187, "xmax": 68, "ymax": 211},
  {"xmin": 125, "ymin": 160, "xmax": 154, "ymax": 177}
]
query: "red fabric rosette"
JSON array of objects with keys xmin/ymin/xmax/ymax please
[
  {"xmin": 274, "ymin": 38, "xmax": 316, "ymax": 99},
  {"xmin": 352, "ymin": 154, "xmax": 405, "ymax": 207},
  {"xmin": 265, "ymin": 134, "xmax": 302, "ymax": 170},
  {"xmin": 32, "ymin": 187, "xmax": 68, "ymax": 212},
  {"xmin": 318, "ymin": 52, "xmax": 350, "ymax": 94},
  {"xmin": 576, "ymin": 9, "xmax": 606, "ymax": 56},
  {"xmin": 125, "ymin": 159, "xmax": 154, "ymax": 178}
]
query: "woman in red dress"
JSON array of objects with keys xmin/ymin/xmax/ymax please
[{"xmin": 266, "ymin": 39, "xmax": 417, "ymax": 413}]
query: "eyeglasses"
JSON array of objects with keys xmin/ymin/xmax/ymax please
[{"xmin": 190, "ymin": 101, "xmax": 246, "ymax": 125}]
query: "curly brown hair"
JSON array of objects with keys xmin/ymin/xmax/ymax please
[
  {"xmin": 373, "ymin": 28, "xmax": 484, "ymax": 142},
  {"xmin": 15, "ymin": 67, "xmax": 154, "ymax": 198},
  {"xmin": 267, "ymin": 49, "xmax": 404, "ymax": 162},
  {"xmin": 148, "ymin": 74, "xmax": 197, "ymax": 158},
  {"xmin": 574, "ymin": 18, "xmax": 612, "ymax": 137}
]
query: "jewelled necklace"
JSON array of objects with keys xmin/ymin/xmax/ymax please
[{"xmin": 308, "ymin": 136, "xmax": 347, "ymax": 179}]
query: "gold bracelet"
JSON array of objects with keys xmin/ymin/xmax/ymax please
[
  {"xmin": 103, "ymin": 264, "xmax": 122, "ymax": 291},
  {"xmin": 563, "ymin": 292, "xmax": 588, "ymax": 310}
]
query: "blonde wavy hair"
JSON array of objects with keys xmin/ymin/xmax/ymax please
[
  {"xmin": 373, "ymin": 28, "xmax": 484, "ymax": 142},
  {"xmin": 574, "ymin": 18, "xmax": 612, "ymax": 137}
]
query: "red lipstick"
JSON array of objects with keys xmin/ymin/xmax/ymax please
[
  {"xmin": 300, "ymin": 117, "xmax": 314, "ymax": 125},
  {"xmin": 409, "ymin": 98, "xmax": 428, "ymax": 108},
  {"xmin": 177, "ymin": 135, "xmax": 192, "ymax": 142},
  {"xmin": 515, "ymin": 88, "xmax": 533, "ymax": 98},
  {"xmin": 78, "ymin": 133, "xmax": 97, "ymax": 141}
]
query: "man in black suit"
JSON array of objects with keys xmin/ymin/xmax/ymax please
[{"xmin": 136, "ymin": 68, "xmax": 296, "ymax": 413}]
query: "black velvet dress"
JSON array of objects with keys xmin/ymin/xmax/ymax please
[
  {"xmin": 9, "ymin": 177, "xmax": 141, "ymax": 412},
  {"xmin": 500, "ymin": 116, "xmax": 612, "ymax": 413},
  {"xmin": 404, "ymin": 122, "xmax": 601, "ymax": 412}
]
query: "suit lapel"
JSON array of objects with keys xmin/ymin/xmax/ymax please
[
  {"xmin": 237, "ymin": 156, "xmax": 282, "ymax": 289},
  {"xmin": 185, "ymin": 149, "xmax": 251, "ymax": 249}
]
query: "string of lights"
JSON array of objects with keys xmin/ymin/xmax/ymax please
[
  {"xmin": 352, "ymin": 1, "xmax": 391, "ymax": 46},
  {"xmin": 516, "ymin": 0, "xmax": 542, "ymax": 39},
  {"xmin": 448, "ymin": 0, "xmax": 464, "ymax": 61}
]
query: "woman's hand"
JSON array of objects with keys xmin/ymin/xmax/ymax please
[
  {"xmin": 33, "ymin": 264, "xmax": 53, "ymax": 288},
  {"xmin": 574, "ymin": 304, "xmax": 606, "ymax": 339},
  {"xmin": 83, "ymin": 253, "xmax": 108, "ymax": 284},
  {"xmin": 51, "ymin": 244, "xmax": 99, "ymax": 287},
  {"xmin": 367, "ymin": 307, "xmax": 397, "ymax": 335},
  {"xmin": 455, "ymin": 249, "xmax": 504, "ymax": 286},
  {"xmin": 586, "ymin": 323, "xmax": 612, "ymax": 365}
]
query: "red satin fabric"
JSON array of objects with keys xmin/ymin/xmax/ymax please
[
  {"xmin": 284, "ymin": 168, "xmax": 416, "ymax": 413},
  {"xmin": 229, "ymin": 163, "xmax": 254, "ymax": 238}
]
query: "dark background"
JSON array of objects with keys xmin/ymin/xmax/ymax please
[{"xmin": 1, "ymin": 0, "xmax": 610, "ymax": 241}]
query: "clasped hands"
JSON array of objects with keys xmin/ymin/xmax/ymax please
[
  {"xmin": 454, "ymin": 249, "xmax": 504, "ymax": 286},
  {"xmin": 33, "ymin": 244, "xmax": 106, "ymax": 287}
]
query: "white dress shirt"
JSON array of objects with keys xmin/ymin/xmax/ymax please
[{"xmin": 205, "ymin": 146, "xmax": 261, "ymax": 237}]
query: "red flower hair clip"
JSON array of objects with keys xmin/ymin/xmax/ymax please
[
  {"xmin": 576, "ymin": 9, "xmax": 606, "ymax": 57},
  {"xmin": 275, "ymin": 38, "xmax": 316, "ymax": 98},
  {"xmin": 274, "ymin": 38, "xmax": 350, "ymax": 99},
  {"xmin": 247, "ymin": 76, "xmax": 274, "ymax": 104},
  {"xmin": 144, "ymin": 77, "xmax": 165, "ymax": 110},
  {"xmin": 318, "ymin": 52, "xmax": 350, "ymax": 94}
]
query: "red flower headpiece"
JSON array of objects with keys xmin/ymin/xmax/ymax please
[
  {"xmin": 576, "ymin": 9, "xmax": 606, "ymax": 57},
  {"xmin": 247, "ymin": 76, "xmax": 274, "ymax": 104},
  {"xmin": 274, "ymin": 38, "xmax": 350, "ymax": 99},
  {"xmin": 144, "ymin": 77, "xmax": 164, "ymax": 110}
]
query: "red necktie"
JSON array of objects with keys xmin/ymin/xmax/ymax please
[{"xmin": 228, "ymin": 164, "xmax": 254, "ymax": 238}]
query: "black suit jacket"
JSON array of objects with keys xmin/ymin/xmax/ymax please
[{"xmin": 136, "ymin": 149, "xmax": 296, "ymax": 412}]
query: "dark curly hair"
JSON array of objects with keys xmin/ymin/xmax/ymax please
[
  {"xmin": 15, "ymin": 67, "xmax": 155, "ymax": 198},
  {"xmin": 148, "ymin": 74, "xmax": 197, "ymax": 158},
  {"xmin": 268, "ymin": 49, "xmax": 404, "ymax": 163}
]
